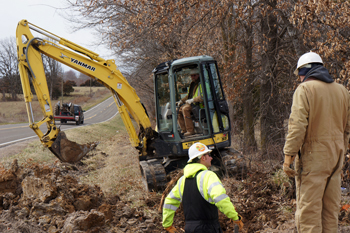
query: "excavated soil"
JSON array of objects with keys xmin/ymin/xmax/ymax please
[
  {"xmin": 0, "ymin": 158, "xmax": 164, "ymax": 233},
  {"xmin": 1, "ymin": 144, "xmax": 350, "ymax": 232}
]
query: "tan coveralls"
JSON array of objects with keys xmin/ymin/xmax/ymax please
[{"xmin": 284, "ymin": 79, "xmax": 350, "ymax": 233}]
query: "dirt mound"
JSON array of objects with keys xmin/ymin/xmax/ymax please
[
  {"xmin": 2, "ymin": 157, "xmax": 350, "ymax": 233},
  {"xmin": 0, "ymin": 159, "xmax": 163, "ymax": 233}
]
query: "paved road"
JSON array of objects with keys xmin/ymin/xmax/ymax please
[{"xmin": 0, "ymin": 97, "xmax": 118, "ymax": 148}]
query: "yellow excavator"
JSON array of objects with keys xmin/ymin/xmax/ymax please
[{"xmin": 16, "ymin": 20, "xmax": 243, "ymax": 191}]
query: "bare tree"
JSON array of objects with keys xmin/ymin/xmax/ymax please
[
  {"xmin": 0, "ymin": 37, "xmax": 21, "ymax": 100},
  {"xmin": 42, "ymin": 54, "xmax": 64, "ymax": 100},
  {"xmin": 61, "ymin": 0, "xmax": 350, "ymax": 159}
]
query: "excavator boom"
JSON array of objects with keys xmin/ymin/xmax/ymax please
[{"xmin": 16, "ymin": 19, "xmax": 154, "ymax": 163}]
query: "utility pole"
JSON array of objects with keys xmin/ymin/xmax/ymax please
[
  {"xmin": 90, "ymin": 78, "xmax": 92, "ymax": 96},
  {"xmin": 61, "ymin": 78, "xmax": 64, "ymax": 106}
]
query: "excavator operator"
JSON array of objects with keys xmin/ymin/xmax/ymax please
[
  {"xmin": 177, "ymin": 69, "xmax": 204, "ymax": 136},
  {"xmin": 162, "ymin": 142, "xmax": 244, "ymax": 233}
]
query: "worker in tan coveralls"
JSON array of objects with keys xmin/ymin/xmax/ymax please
[{"xmin": 283, "ymin": 51, "xmax": 350, "ymax": 233}]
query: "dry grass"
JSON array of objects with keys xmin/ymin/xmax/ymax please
[
  {"xmin": 71, "ymin": 86, "xmax": 106, "ymax": 96},
  {"xmin": 1, "ymin": 141, "xmax": 57, "ymax": 165},
  {"xmin": 0, "ymin": 87, "xmax": 111, "ymax": 124},
  {"xmin": 73, "ymin": 115, "xmax": 146, "ymax": 203},
  {"xmin": 0, "ymin": 101, "xmax": 42, "ymax": 124}
]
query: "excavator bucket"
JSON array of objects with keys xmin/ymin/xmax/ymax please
[{"xmin": 49, "ymin": 131, "xmax": 99, "ymax": 163}]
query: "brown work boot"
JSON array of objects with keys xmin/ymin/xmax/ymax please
[
  {"xmin": 184, "ymin": 131, "xmax": 195, "ymax": 136},
  {"xmin": 181, "ymin": 130, "xmax": 187, "ymax": 134}
]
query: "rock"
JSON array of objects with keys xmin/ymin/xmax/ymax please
[
  {"xmin": 48, "ymin": 225, "xmax": 59, "ymax": 233},
  {"xmin": 10, "ymin": 159, "xmax": 18, "ymax": 174},
  {"xmin": 30, "ymin": 202, "xmax": 67, "ymax": 218},
  {"xmin": 127, "ymin": 218, "xmax": 137, "ymax": 225},
  {"xmin": 73, "ymin": 195, "xmax": 92, "ymax": 211},
  {"xmin": 38, "ymin": 215, "xmax": 51, "ymax": 224},
  {"xmin": 22, "ymin": 176, "xmax": 57, "ymax": 203},
  {"xmin": 62, "ymin": 209, "xmax": 105, "ymax": 232},
  {"xmin": 51, "ymin": 194, "xmax": 75, "ymax": 213},
  {"xmin": 98, "ymin": 203, "xmax": 113, "ymax": 221}
]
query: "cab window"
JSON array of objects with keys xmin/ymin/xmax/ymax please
[{"xmin": 155, "ymin": 73, "xmax": 172, "ymax": 131}]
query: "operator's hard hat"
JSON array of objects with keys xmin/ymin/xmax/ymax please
[
  {"xmin": 294, "ymin": 52, "xmax": 323, "ymax": 75},
  {"xmin": 190, "ymin": 68, "xmax": 199, "ymax": 75},
  {"xmin": 188, "ymin": 142, "xmax": 212, "ymax": 163}
]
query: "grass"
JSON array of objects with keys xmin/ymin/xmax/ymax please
[
  {"xmin": 75, "ymin": 115, "xmax": 146, "ymax": 202},
  {"xmin": 271, "ymin": 169, "xmax": 292, "ymax": 195},
  {"xmin": 2, "ymin": 141, "xmax": 57, "ymax": 165}
]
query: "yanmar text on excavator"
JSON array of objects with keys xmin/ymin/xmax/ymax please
[{"xmin": 16, "ymin": 20, "xmax": 245, "ymax": 191}]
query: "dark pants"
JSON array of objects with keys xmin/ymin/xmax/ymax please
[{"xmin": 185, "ymin": 220, "xmax": 223, "ymax": 233}]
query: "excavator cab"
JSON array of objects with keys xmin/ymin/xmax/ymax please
[{"xmin": 152, "ymin": 56, "xmax": 232, "ymax": 175}]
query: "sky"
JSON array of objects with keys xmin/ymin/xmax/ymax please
[{"xmin": 0, "ymin": 0, "xmax": 114, "ymax": 72}]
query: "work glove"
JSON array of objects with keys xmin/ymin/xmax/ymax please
[
  {"xmin": 232, "ymin": 215, "xmax": 244, "ymax": 231},
  {"xmin": 164, "ymin": 226, "xmax": 179, "ymax": 233},
  {"xmin": 176, "ymin": 100, "xmax": 183, "ymax": 106},
  {"xmin": 186, "ymin": 98, "xmax": 194, "ymax": 105},
  {"xmin": 283, "ymin": 155, "xmax": 296, "ymax": 177}
]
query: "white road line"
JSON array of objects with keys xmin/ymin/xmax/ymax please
[
  {"xmin": 0, "ymin": 111, "xmax": 119, "ymax": 148},
  {"xmin": 0, "ymin": 136, "xmax": 37, "ymax": 147}
]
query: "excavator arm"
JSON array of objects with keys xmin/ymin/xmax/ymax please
[{"xmin": 16, "ymin": 19, "xmax": 155, "ymax": 162}]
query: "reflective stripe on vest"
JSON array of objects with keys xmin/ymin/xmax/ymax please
[
  {"xmin": 169, "ymin": 190, "xmax": 181, "ymax": 202},
  {"xmin": 214, "ymin": 193, "xmax": 229, "ymax": 203},
  {"xmin": 199, "ymin": 170, "xmax": 228, "ymax": 204},
  {"xmin": 163, "ymin": 204, "xmax": 178, "ymax": 211}
]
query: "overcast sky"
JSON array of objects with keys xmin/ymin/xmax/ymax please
[{"xmin": 0, "ymin": 0, "xmax": 114, "ymax": 71}]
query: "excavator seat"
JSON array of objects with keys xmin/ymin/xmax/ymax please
[
  {"xmin": 189, "ymin": 104, "xmax": 208, "ymax": 135},
  {"xmin": 191, "ymin": 104, "xmax": 206, "ymax": 121}
]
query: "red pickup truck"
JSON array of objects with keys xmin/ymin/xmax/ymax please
[{"xmin": 54, "ymin": 102, "xmax": 84, "ymax": 125}]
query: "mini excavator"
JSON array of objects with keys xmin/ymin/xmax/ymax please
[{"xmin": 16, "ymin": 20, "xmax": 244, "ymax": 191}]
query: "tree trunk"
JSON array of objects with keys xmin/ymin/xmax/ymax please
[
  {"xmin": 260, "ymin": 0, "xmax": 284, "ymax": 157},
  {"xmin": 243, "ymin": 23, "xmax": 257, "ymax": 153}
]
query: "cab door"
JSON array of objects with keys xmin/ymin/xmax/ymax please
[{"xmin": 201, "ymin": 62, "xmax": 230, "ymax": 134}]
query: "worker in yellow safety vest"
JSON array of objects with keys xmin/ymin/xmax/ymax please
[
  {"xmin": 162, "ymin": 142, "xmax": 244, "ymax": 233},
  {"xmin": 177, "ymin": 69, "xmax": 204, "ymax": 136}
]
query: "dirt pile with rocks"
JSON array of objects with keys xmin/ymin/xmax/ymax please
[
  {"xmin": 0, "ymin": 159, "xmax": 163, "ymax": 233},
  {"xmin": 1, "ymin": 156, "xmax": 350, "ymax": 233}
]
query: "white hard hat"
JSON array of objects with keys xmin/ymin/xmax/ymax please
[
  {"xmin": 294, "ymin": 52, "xmax": 323, "ymax": 75},
  {"xmin": 188, "ymin": 142, "xmax": 212, "ymax": 163},
  {"xmin": 190, "ymin": 68, "xmax": 199, "ymax": 75}
]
